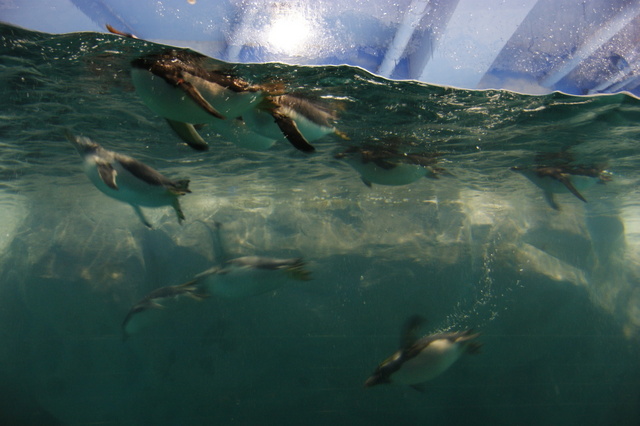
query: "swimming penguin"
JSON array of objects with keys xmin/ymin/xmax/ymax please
[
  {"xmin": 335, "ymin": 145, "xmax": 446, "ymax": 187},
  {"xmin": 510, "ymin": 164, "xmax": 612, "ymax": 210},
  {"xmin": 122, "ymin": 280, "xmax": 208, "ymax": 338},
  {"xmin": 364, "ymin": 315, "xmax": 481, "ymax": 390},
  {"xmin": 194, "ymin": 256, "xmax": 311, "ymax": 299},
  {"xmin": 130, "ymin": 50, "xmax": 266, "ymax": 149},
  {"xmin": 242, "ymin": 94, "xmax": 348, "ymax": 153},
  {"xmin": 66, "ymin": 131, "xmax": 191, "ymax": 228}
]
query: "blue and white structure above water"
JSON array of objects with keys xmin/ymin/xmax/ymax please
[{"xmin": 3, "ymin": 0, "xmax": 640, "ymax": 96}]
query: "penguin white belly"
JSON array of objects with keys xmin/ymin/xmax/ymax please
[
  {"xmin": 242, "ymin": 107, "xmax": 334, "ymax": 142},
  {"xmin": 207, "ymin": 119, "xmax": 277, "ymax": 151},
  {"xmin": 84, "ymin": 158, "xmax": 173, "ymax": 208},
  {"xmin": 131, "ymin": 69, "xmax": 263, "ymax": 123},
  {"xmin": 393, "ymin": 340, "xmax": 463, "ymax": 384},
  {"xmin": 203, "ymin": 268, "xmax": 286, "ymax": 299},
  {"xmin": 347, "ymin": 160, "xmax": 428, "ymax": 186}
]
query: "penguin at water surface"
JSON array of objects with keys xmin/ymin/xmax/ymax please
[
  {"xmin": 242, "ymin": 94, "xmax": 349, "ymax": 153},
  {"xmin": 66, "ymin": 131, "xmax": 191, "ymax": 228},
  {"xmin": 130, "ymin": 50, "xmax": 332, "ymax": 153},
  {"xmin": 131, "ymin": 50, "xmax": 265, "ymax": 123},
  {"xmin": 364, "ymin": 315, "xmax": 481, "ymax": 390},
  {"xmin": 108, "ymin": 25, "xmax": 343, "ymax": 152}
]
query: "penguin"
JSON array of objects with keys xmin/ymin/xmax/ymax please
[
  {"xmin": 66, "ymin": 131, "xmax": 191, "ymax": 228},
  {"xmin": 335, "ymin": 145, "xmax": 446, "ymax": 187},
  {"xmin": 122, "ymin": 280, "xmax": 208, "ymax": 338},
  {"xmin": 364, "ymin": 315, "xmax": 481, "ymax": 390},
  {"xmin": 131, "ymin": 50, "xmax": 265, "ymax": 123},
  {"xmin": 130, "ymin": 50, "xmax": 266, "ymax": 149},
  {"xmin": 242, "ymin": 94, "xmax": 348, "ymax": 153},
  {"xmin": 510, "ymin": 164, "xmax": 612, "ymax": 210},
  {"xmin": 194, "ymin": 256, "xmax": 311, "ymax": 299}
]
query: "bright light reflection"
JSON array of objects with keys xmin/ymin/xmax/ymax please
[{"xmin": 267, "ymin": 13, "xmax": 313, "ymax": 55}]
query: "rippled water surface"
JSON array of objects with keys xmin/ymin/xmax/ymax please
[{"xmin": 1, "ymin": 23, "xmax": 639, "ymax": 425}]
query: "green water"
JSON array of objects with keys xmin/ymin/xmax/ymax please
[{"xmin": 0, "ymin": 22, "xmax": 639, "ymax": 425}]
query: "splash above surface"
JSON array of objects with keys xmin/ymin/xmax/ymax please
[{"xmin": 3, "ymin": 0, "xmax": 640, "ymax": 96}]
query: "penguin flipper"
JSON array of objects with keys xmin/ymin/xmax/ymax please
[
  {"xmin": 177, "ymin": 80, "xmax": 226, "ymax": 120},
  {"xmin": 557, "ymin": 174, "xmax": 588, "ymax": 203},
  {"xmin": 195, "ymin": 266, "xmax": 223, "ymax": 280},
  {"xmin": 165, "ymin": 119, "xmax": 209, "ymax": 151},
  {"xmin": 400, "ymin": 315, "xmax": 426, "ymax": 351},
  {"xmin": 272, "ymin": 110, "xmax": 316, "ymax": 153},
  {"xmin": 131, "ymin": 205, "xmax": 153, "ymax": 228},
  {"xmin": 176, "ymin": 280, "xmax": 210, "ymax": 300},
  {"xmin": 97, "ymin": 161, "xmax": 118, "ymax": 190}
]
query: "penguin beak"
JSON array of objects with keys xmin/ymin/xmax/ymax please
[{"xmin": 363, "ymin": 375, "xmax": 382, "ymax": 388}]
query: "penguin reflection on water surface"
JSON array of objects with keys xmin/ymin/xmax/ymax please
[
  {"xmin": 365, "ymin": 315, "xmax": 481, "ymax": 390},
  {"xmin": 66, "ymin": 131, "xmax": 191, "ymax": 228}
]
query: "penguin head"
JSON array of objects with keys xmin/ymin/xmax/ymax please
[
  {"xmin": 364, "ymin": 351, "xmax": 403, "ymax": 387},
  {"xmin": 65, "ymin": 131, "xmax": 100, "ymax": 156}
]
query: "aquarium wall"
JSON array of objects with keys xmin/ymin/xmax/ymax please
[
  {"xmin": 4, "ymin": 0, "xmax": 640, "ymax": 95},
  {"xmin": 1, "ymin": 1, "xmax": 640, "ymax": 425}
]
